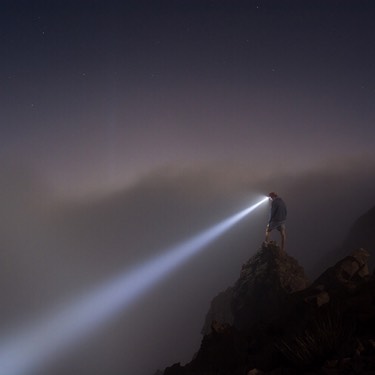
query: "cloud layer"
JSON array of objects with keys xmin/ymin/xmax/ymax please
[{"xmin": 0, "ymin": 159, "xmax": 374, "ymax": 375}]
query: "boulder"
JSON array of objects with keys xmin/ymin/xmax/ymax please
[{"xmin": 311, "ymin": 248, "xmax": 371, "ymax": 292}]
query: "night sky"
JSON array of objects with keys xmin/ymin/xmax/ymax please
[{"xmin": 1, "ymin": 1, "xmax": 375, "ymax": 375}]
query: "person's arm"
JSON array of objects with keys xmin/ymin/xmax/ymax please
[{"xmin": 269, "ymin": 201, "xmax": 276, "ymax": 223}]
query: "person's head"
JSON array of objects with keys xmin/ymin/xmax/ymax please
[{"xmin": 268, "ymin": 192, "xmax": 278, "ymax": 200}]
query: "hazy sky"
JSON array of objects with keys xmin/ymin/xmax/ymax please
[
  {"xmin": 0, "ymin": 1, "xmax": 374, "ymax": 375},
  {"xmin": 1, "ymin": 0, "xmax": 374, "ymax": 194}
]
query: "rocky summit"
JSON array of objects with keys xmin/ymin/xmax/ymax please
[
  {"xmin": 231, "ymin": 242, "xmax": 309, "ymax": 333},
  {"xmin": 202, "ymin": 243, "xmax": 309, "ymax": 336},
  {"xmin": 163, "ymin": 243, "xmax": 375, "ymax": 375}
]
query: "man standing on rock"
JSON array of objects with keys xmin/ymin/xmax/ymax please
[{"xmin": 265, "ymin": 192, "xmax": 287, "ymax": 251}]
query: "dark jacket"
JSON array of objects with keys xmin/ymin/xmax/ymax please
[{"xmin": 269, "ymin": 197, "xmax": 287, "ymax": 223}]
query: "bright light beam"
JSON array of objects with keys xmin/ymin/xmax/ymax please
[{"xmin": 0, "ymin": 196, "xmax": 268, "ymax": 375}]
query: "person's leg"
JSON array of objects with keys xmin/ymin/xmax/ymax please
[
  {"xmin": 265, "ymin": 225, "xmax": 271, "ymax": 242},
  {"xmin": 280, "ymin": 226, "xmax": 286, "ymax": 251}
]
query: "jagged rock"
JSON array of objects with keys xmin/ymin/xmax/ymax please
[
  {"xmin": 163, "ymin": 363, "xmax": 185, "ymax": 375},
  {"xmin": 163, "ymin": 325, "xmax": 249, "ymax": 375},
  {"xmin": 248, "ymin": 369, "xmax": 264, "ymax": 374},
  {"xmin": 201, "ymin": 287, "xmax": 234, "ymax": 335},
  {"xmin": 311, "ymin": 248, "xmax": 370, "ymax": 291},
  {"xmin": 231, "ymin": 242, "xmax": 309, "ymax": 331},
  {"xmin": 312, "ymin": 206, "xmax": 375, "ymax": 278},
  {"xmin": 298, "ymin": 249, "xmax": 371, "ymax": 309},
  {"xmin": 189, "ymin": 324, "xmax": 249, "ymax": 375},
  {"xmin": 210, "ymin": 319, "xmax": 231, "ymax": 334},
  {"xmin": 343, "ymin": 206, "xmax": 375, "ymax": 261},
  {"xmin": 163, "ymin": 242, "xmax": 310, "ymax": 374},
  {"xmin": 201, "ymin": 242, "xmax": 309, "ymax": 334},
  {"xmin": 303, "ymin": 289, "xmax": 330, "ymax": 307}
]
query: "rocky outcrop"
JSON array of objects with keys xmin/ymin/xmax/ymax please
[
  {"xmin": 201, "ymin": 242, "xmax": 309, "ymax": 335},
  {"xmin": 163, "ymin": 243, "xmax": 310, "ymax": 374},
  {"xmin": 311, "ymin": 206, "xmax": 375, "ymax": 279},
  {"xmin": 294, "ymin": 248, "xmax": 371, "ymax": 309},
  {"xmin": 201, "ymin": 287, "xmax": 234, "ymax": 335},
  {"xmin": 343, "ymin": 206, "xmax": 375, "ymax": 269},
  {"xmin": 162, "ymin": 240, "xmax": 375, "ymax": 375},
  {"xmin": 311, "ymin": 248, "xmax": 370, "ymax": 289},
  {"xmin": 231, "ymin": 242, "xmax": 309, "ymax": 332},
  {"xmin": 344, "ymin": 206, "xmax": 375, "ymax": 253}
]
